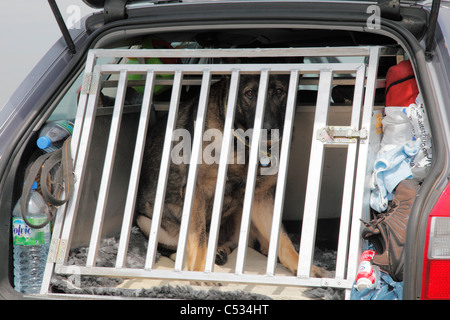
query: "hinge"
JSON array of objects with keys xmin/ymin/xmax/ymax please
[
  {"xmin": 55, "ymin": 239, "xmax": 69, "ymax": 264},
  {"xmin": 47, "ymin": 238, "xmax": 69, "ymax": 264},
  {"xmin": 81, "ymin": 72, "xmax": 93, "ymax": 95},
  {"xmin": 81, "ymin": 72, "xmax": 100, "ymax": 95},
  {"xmin": 47, "ymin": 238, "xmax": 68, "ymax": 263},
  {"xmin": 317, "ymin": 126, "xmax": 368, "ymax": 144},
  {"xmin": 47, "ymin": 238, "xmax": 59, "ymax": 263}
]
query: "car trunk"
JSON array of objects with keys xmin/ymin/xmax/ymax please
[{"xmin": 2, "ymin": 1, "xmax": 438, "ymax": 300}]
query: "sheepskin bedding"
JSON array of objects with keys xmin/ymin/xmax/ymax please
[{"xmin": 50, "ymin": 227, "xmax": 344, "ymax": 300}]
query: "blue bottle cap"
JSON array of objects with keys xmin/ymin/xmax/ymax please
[
  {"xmin": 37, "ymin": 136, "xmax": 51, "ymax": 149},
  {"xmin": 31, "ymin": 181, "xmax": 38, "ymax": 190}
]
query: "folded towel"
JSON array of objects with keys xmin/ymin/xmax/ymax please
[{"xmin": 370, "ymin": 140, "xmax": 419, "ymax": 212}]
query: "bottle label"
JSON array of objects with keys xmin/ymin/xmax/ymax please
[
  {"xmin": 55, "ymin": 120, "xmax": 73, "ymax": 135},
  {"xmin": 360, "ymin": 249, "xmax": 376, "ymax": 261},
  {"xmin": 357, "ymin": 261, "xmax": 374, "ymax": 278},
  {"xmin": 12, "ymin": 217, "xmax": 51, "ymax": 246}
]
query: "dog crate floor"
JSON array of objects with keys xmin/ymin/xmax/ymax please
[
  {"xmin": 117, "ymin": 248, "xmax": 319, "ymax": 300},
  {"xmin": 50, "ymin": 227, "xmax": 342, "ymax": 300}
]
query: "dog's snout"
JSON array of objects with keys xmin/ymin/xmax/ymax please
[
  {"xmin": 263, "ymin": 109, "xmax": 282, "ymax": 140},
  {"xmin": 262, "ymin": 120, "xmax": 282, "ymax": 146},
  {"xmin": 263, "ymin": 115, "xmax": 278, "ymax": 130}
]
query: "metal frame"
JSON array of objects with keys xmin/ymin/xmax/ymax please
[{"xmin": 40, "ymin": 47, "xmax": 380, "ymax": 297}]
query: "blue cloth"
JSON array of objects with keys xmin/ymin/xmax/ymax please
[
  {"xmin": 370, "ymin": 140, "xmax": 419, "ymax": 212},
  {"xmin": 350, "ymin": 271, "xmax": 403, "ymax": 300}
]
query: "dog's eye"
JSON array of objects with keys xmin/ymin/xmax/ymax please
[
  {"xmin": 245, "ymin": 89, "xmax": 256, "ymax": 98},
  {"xmin": 275, "ymin": 88, "xmax": 284, "ymax": 96}
]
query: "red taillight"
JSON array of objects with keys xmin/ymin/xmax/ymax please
[{"xmin": 421, "ymin": 183, "xmax": 450, "ymax": 300}]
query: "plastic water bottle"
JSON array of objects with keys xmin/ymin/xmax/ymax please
[
  {"xmin": 12, "ymin": 182, "xmax": 51, "ymax": 294},
  {"xmin": 36, "ymin": 120, "xmax": 74, "ymax": 153},
  {"xmin": 355, "ymin": 246, "xmax": 380, "ymax": 291}
]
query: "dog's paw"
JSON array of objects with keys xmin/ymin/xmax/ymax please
[
  {"xmin": 311, "ymin": 265, "xmax": 332, "ymax": 278},
  {"xmin": 215, "ymin": 248, "xmax": 228, "ymax": 265}
]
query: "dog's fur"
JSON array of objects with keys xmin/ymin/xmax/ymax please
[{"xmin": 136, "ymin": 74, "xmax": 327, "ymax": 277}]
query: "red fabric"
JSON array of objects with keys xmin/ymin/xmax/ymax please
[{"xmin": 385, "ymin": 60, "xmax": 419, "ymax": 107}]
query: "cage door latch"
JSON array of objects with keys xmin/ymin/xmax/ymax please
[{"xmin": 317, "ymin": 126, "xmax": 368, "ymax": 144}]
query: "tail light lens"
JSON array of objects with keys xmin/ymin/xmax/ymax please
[{"xmin": 421, "ymin": 183, "xmax": 450, "ymax": 299}]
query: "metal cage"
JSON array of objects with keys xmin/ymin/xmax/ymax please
[{"xmin": 40, "ymin": 46, "xmax": 381, "ymax": 298}]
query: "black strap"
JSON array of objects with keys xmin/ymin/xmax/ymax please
[
  {"xmin": 385, "ymin": 75, "xmax": 415, "ymax": 97},
  {"xmin": 20, "ymin": 137, "xmax": 74, "ymax": 229}
]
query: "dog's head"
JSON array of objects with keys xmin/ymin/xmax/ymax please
[{"xmin": 233, "ymin": 74, "xmax": 290, "ymax": 145}]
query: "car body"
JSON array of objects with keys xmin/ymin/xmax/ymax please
[{"xmin": 1, "ymin": 0, "xmax": 450, "ymax": 300}]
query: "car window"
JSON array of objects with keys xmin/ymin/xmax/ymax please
[
  {"xmin": 47, "ymin": 56, "xmax": 124, "ymax": 122},
  {"xmin": 48, "ymin": 73, "xmax": 83, "ymax": 122}
]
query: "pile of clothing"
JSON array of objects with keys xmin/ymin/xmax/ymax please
[{"xmin": 352, "ymin": 60, "xmax": 432, "ymax": 300}]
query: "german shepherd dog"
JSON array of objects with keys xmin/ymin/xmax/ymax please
[{"xmin": 136, "ymin": 73, "xmax": 327, "ymax": 277}]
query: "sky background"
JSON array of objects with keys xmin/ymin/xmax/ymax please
[{"xmin": 0, "ymin": 1, "xmax": 98, "ymax": 108}]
